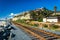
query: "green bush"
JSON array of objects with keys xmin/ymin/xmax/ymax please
[
  {"xmin": 44, "ymin": 24, "xmax": 48, "ymax": 28},
  {"xmin": 29, "ymin": 24, "xmax": 34, "ymax": 26},
  {"xmin": 38, "ymin": 18, "xmax": 43, "ymax": 22},
  {"xmin": 33, "ymin": 24, "xmax": 39, "ymax": 27},
  {"xmin": 52, "ymin": 25, "xmax": 59, "ymax": 29},
  {"xmin": 16, "ymin": 19, "xmax": 26, "ymax": 23}
]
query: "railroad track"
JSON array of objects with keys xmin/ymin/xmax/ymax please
[{"xmin": 13, "ymin": 22, "xmax": 60, "ymax": 40}]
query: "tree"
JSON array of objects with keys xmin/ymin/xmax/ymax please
[
  {"xmin": 29, "ymin": 11, "xmax": 37, "ymax": 21},
  {"xmin": 42, "ymin": 7, "xmax": 53, "ymax": 17},
  {"xmin": 29, "ymin": 7, "xmax": 53, "ymax": 21},
  {"xmin": 54, "ymin": 6, "xmax": 57, "ymax": 16}
]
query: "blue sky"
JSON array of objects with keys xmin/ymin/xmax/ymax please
[{"xmin": 0, "ymin": 0, "xmax": 60, "ymax": 18}]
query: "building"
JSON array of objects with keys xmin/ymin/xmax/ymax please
[{"xmin": 43, "ymin": 17, "xmax": 58, "ymax": 23}]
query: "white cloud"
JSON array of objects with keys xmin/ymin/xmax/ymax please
[
  {"xmin": 11, "ymin": 13, "xmax": 14, "ymax": 16},
  {"xmin": 9, "ymin": 13, "xmax": 18, "ymax": 19},
  {"xmin": 9, "ymin": 13, "xmax": 18, "ymax": 16},
  {"xmin": 9, "ymin": 13, "xmax": 14, "ymax": 16}
]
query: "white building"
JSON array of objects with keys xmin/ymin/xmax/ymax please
[{"xmin": 43, "ymin": 17, "xmax": 58, "ymax": 23}]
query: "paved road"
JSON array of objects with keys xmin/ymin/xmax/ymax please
[{"xmin": 10, "ymin": 24, "xmax": 32, "ymax": 40}]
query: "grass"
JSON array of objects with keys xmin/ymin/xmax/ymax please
[
  {"xmin": 15, "ymin": 19, "xmax": 60, "ymax": 31},
  {"xmin": 15, "ymin": 19, "xmax": 39, "ymax": 28}
]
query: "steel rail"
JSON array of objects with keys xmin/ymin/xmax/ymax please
[{"xmin": 13, "ymin": 22, "xmax": 60, "ymax": 40}]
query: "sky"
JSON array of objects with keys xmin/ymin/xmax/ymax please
[{"xmin": 0, "ymin": 0, "xmax": 60, "ymax": 18}]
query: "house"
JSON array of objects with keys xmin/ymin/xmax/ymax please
[{"xmin": 43, "ymin": 17, "xmax": 58, "ymax": 23}]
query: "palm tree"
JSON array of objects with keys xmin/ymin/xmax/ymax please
[{"xmin": 54, "ymin": 6, "xmax": 57, "ymax": 16}]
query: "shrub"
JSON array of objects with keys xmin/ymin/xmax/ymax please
[
  {"xmin": 33, "ymin": 24, "xmax": 39, "ymax": 27},
  {"xmin": 52, "ymin": 25, "xmax": 59, "ymax": 29},
  {"xmin": 44, "ymin": 24, "xmax": 48, "ymax": 28},
  {"xmin": 38, "ymin": 18, "xmax": 43, "ymax": 22},
  {"xmin": 16, "ymin": 19, "xmax": 26, "ymax": 23}
]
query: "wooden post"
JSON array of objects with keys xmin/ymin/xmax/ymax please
[
  {"xmin": 48, "ymin": 24, "xmax": 50, "ymax": 29},
  {"xmin": 39, "ymin": 23, "xmax": 43, "ymax": 28}
]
